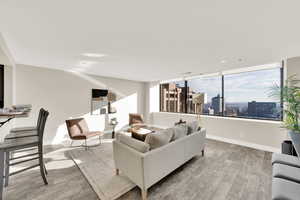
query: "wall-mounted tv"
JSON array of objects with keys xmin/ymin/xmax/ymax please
[
  {"xmin": 92, "ymin": 89, "xmax": 108, "ymax": 98},
  {"xmin": 91, "ymin": 89, "xmax": 108, "ymax": 115}
]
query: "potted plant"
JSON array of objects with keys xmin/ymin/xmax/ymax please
[{"xmin": 271, "ymin": 76, "xmax": 300, "ymax": 155}]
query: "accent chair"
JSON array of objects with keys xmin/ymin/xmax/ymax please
[
  {"xmin": 129, "ymin": 113, "xmax": 146, "ymax": 129},
  {"xmin": 65, "ymin": 118, "xmax": 103, "ymax": 150}
]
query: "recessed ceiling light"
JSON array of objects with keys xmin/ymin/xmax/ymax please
[
  {"xmin": 220, "ymin": 60, "xmax": 227, "ymax": 64},
  {"xmin": 182, "ymin": 72, "xmax": 192, "ymax": 75},
  {"xmin": 82, "ymin": 53, "xmax": 107, "ymax": 58},
  {"xmin": 79, "ymin": 60, "xmax": 97, "ymax": 67}
]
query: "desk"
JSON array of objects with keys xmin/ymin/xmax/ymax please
[{"xmin": 0, "ymin": 112, "xmax": 30, "ymax": 128}]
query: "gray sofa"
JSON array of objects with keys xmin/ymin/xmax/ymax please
[
  {"xmin": 272, "ymin": 153, "xmax": 300, "ymax": 199},
  {"xmin": 113, "ymin": 122, "xmax": 206, "ymax": 200}
]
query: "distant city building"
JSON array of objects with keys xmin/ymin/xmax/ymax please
[
  {"xmin": 225, "ymin": 106, "xmax": 239, "ymax": 117},
  {"xmin": 160, "ymin": 83, "xmax": 206, "ymax": 114},
  {"xmin": 248, "ymin": 101, "xmax": 277, "ymax": 118},
  {"xmin": 189, "ymin": 92, "xmax": 205, "ymax": 114},
  {"xmin": 211, "ymin": 94, "xmax": 222, "ymax": 115},
  {"xmin": 160, "ymin": 83, "xmax": 186, "ymax": 113}
]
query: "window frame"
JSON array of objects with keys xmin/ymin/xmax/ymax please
[{"xmin": 159, "ymin": 65, "xmax": 284, "ymax": 121}]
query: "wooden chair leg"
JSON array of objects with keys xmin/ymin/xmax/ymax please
[
  {"xmin": 38, "ymin": 146, "xmax": 48, "ymax": 185},
  {"xmin": 70, "ymin": 140, "xmax": 74, "ymax": 147},
  {"xmin": 44, "ymin": 164, "xmax": 48, "ymax": 175},
  {"xmin": 116, "ymin": 169, "xmax": 119, "ymax": 175},
  {"xmin": 141, "ymin": 189, "xmax": 148, "ymax": 200},
  {"xmin": 202, "ymin": 149, "xmax": 205, "ymax": 156},
  {"xmin": 0, "ymin": 150, "xmax": 5, "ymax": 199},
  {"xmin": 4, "ymin": 151, "xmax": 9, "ymax": 187}
]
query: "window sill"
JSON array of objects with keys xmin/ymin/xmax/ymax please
[{"xmin": 153, "ymin": 112, "xmax": 283, "ymax": 125}]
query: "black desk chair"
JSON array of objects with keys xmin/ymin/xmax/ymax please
[
  {"xmin": 5, "ymin": 108, "xmax": 45, "ymax": 140},
  {"xmin": 3, "ymin": 109, "xmax": 49, "ymax": 187}
]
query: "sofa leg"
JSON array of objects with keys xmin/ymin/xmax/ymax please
[
  {"xmin": 141, "ymin": 189, "xmax": 148, "ymax": 200},
  {"xmin": 116, "ymin": 169, "xmax": 119, "ymax": 175},
  {"xmin": 202, "ymin": 149, "xmax": 204, "ymax": 156}
]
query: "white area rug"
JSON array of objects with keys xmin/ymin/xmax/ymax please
[{"xmin": 69, "ymin": 141, "xmax": 136, "ymax": 200}]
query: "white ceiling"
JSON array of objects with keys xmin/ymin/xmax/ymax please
[{"xmin": 1, "ymin": 0, "xmax": 300, "ymax": 82}]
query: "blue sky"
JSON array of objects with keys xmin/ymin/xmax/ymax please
[{"xmin": 188, "ymin": 68, "xmax": 281, "ymax": 103}]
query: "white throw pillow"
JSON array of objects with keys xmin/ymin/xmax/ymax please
[
  {"xmin": 145, "ymin": 128, "xmax": 174, "ymax": 150},
  {"xmin": 171, "ymin": 124, "xmax": 188, "ymax": 141},
  {"xmin": 119, "ymin": 134, "xmax": 150, "ymax": 153},
  {"xmin": 187, "ymin": 121, "xmax": 199, "ymax": 135}
]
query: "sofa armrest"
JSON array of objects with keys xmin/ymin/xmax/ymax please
[
  {"xmin": 143, "ymin": 137, "xmax": 187, "ymax": 189},
  {"xmin": 113, "ymin": 140, "xmax": 146, "ymax": 189}
]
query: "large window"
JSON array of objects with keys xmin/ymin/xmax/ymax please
[
  {"xmin": 224, "ymin": 68, "xmax": 282, "ymax": 120},
  {"xmin": 159, "ymin": 66, "xmax": 283, "ymax": 121},
  {"xmin": 187, "ymin": 75, "xmax": 222, "ymax": 115}
]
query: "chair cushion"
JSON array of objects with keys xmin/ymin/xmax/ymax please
[
  {"xmin": 119, "ymin": 134, "xmax": 150, "ymax": 153},
  {"xmin": 273, "ymin": 163, "xmax": 300, "ymax": 184},
  {"xmin": 5, "ymin": 131, "xmax": 38, "ymax": 140},
  {"xmin": 272, "ymin": 153, "xmax": 300, "ymax": 168},
  {"xmin": 171, "ymin": 124, "xmax": 187, "ymax": 141},
  {"xmin": 66, "ymin": 118, "xmax": 90, "ymax": 138},
  {"xmin": 129, "ymin": 114, "xmax": 144, "ymax": 125},
  {"xmin": 131, "ymin": 123, "xmax": 147, "ymax": 129},
  {"xmin": 83, "ymin": 131, "xmax": 102, "ymax": 138},
  {"xmin": 272, "ymin": 178, "xmax": 300, "ymax": 200},
  {"xmin": 10, "ymin": 126, "xmax": 37, "ymax": 133},
  {"xmin": 145, "ymin": 128, "xmax": 173, "ymax": 150},
  {"xmin": 186, "ymin": 121, "xmax": 199, "ymax": 135}
]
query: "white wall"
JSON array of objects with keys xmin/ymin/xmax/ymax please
[
  {"xmin": 4, "ymin": 66, "xmax": 13, "ymax": 108},
  {"xmin": 13, "ymin": 64, "xmax": 146, "ymax": 145},
  {"xmin": 286, "ymin": 56, "xmax": 300, "ymax": 79},
  {"xmin": 144, "ymin": 81, "xmax": 160, "ymax": 123}
]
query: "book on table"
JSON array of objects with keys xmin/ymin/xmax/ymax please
[{"xmin": 134, "ymin": 128, "xmax": 153, "ymax": 135}]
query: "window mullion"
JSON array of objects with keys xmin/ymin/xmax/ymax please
[{"xmin": 222, "ymin": 75, "xmax": 225, "ymax": 116}]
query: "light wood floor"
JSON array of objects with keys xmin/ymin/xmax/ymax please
[{"xmin": 4, "ymin": 139, "xmax": 272, "ymax": 200}]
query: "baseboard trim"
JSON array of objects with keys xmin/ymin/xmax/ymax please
[{"xmin": 207, "ymin": 134, "xmax": 281, "ymax": 153}]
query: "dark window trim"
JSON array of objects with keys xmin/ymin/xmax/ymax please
[
  {"xmin": 0, "ymin": 65, "xmax": 4, "ymax": 108},
  {"xmin": 159, "ymin": 65, "xmax": 283, "ymax": 122},
  {"xmin": 184, "ymin": 80, "xmax": 188, "ymax": 113},
  {"xmin": 221, "ymin": 75, "xmax": 225, "ymax": 116},
  {"xmin": 280, "ymin": 61, "xmax": 284, "ymax": 121}
]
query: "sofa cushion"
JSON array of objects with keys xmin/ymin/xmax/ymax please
[
  {"xmin": 273, "ymin": 163, "xmax": 300, "ymax": 184},
  {"xmin": 119, "ymin": 134, "xmax": 150, "ymax": 153},
  {"xmin": 187, "ymin": 121, "xmax": 199, "ymax": 135},
  {"xmin": 272, "ymin": 153, "xmax": 300, "ymax": 168},
  {"xmin": 171, "ymin": 124, "xmax": 187, "ymax": 141},
  {"xmin": 145, "ymin": 128, "xmax": 174, "ymax": 150},
  {"xmin": 272, "ymin": 178, "xmax": 300, "ymax": 200}
]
